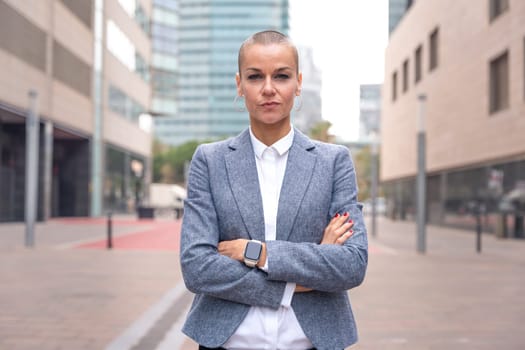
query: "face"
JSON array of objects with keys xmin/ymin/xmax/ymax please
[{"xmin": 236, "ymin": 43, "xmax": 302, "ymax": 131}]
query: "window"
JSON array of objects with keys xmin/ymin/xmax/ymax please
[
  {"xmin": 402, "ymin": 59, "xmax": 409, "ymax": 92},
  {"xmin": 489, "ymin": 51, "xmax": 509, "ymax": 114},
  {"xmin": 392, "ymin": 71, "xmax": 398, "ymax": 101},
  {"xmin": 429, "ymin": 28, "xmax": 439, "ymax": 71},
  {"xmin": 415, "ymin": 45, "xmax": 422, "ymax": 83},
  {"xmin": 60, "ymin": 0, "xmax": 92, "ymax": 28},
  {"xmin": 489, "ymin": 0, "xmax": 509, "ymax": 22}
]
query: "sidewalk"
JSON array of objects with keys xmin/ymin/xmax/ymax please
[
  {"xmin": 351, "ymin": 217, "xmax": 525, "ymax": 350},
  {"xmin": 0, "ymin": 216, "xmax": 190, "ymax": 350},
  {"xmin": 0, "ymin": 216, "xmax": 524, "ymax": 349}
]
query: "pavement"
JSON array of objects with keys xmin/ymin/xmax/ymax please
[{"xmin": 0, "ymin": 215, "xmax": 524, "ymax": 350}]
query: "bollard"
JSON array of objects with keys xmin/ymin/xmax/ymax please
[
  {"xmin": 475, "ymin": 209, "xmax": 482, "ymax": 253},
  {"xmin": 107, "ymin": 211, "xmax": 113, "ymax": 250}
]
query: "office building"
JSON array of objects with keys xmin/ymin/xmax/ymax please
[
  {"xmin": 381, "ymin": 0, "xmax": 524, "ymax": 236},
  {"xmin": 359, "ymin": 84, "xmax": 381, "ymax": 142},
  {"xmin": 388, "ymin": 0, "xmax": 413, "ymax": 35},
  {"xmin": 150, "ymin": 0, "xmax": 180, "ymax": 145},
  {"xmin": 0, "ymin": 0, "xmax": 153, "ymax": 221},
  {"xmin": 158, "ymin": 0, "xmax": 289, "ymax": 146},
  {"xmin": 292, "ymin": 46, "xmax": 322, "ymax": 134}
]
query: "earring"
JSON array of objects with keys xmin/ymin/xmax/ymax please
[
  {"xmin": 294, "ymin": 95, "xmax": 303, "ymax": 111},
  {"xmin": 233, "ymin": 95, "xmax": 246, "ymax": 112}
]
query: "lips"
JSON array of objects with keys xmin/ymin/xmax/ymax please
[{"xmin": 260, "ymin": 101, "xmax": 280, "ymax": 107}]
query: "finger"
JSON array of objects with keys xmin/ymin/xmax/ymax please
[
  {"xmin": 336, "ymin": 230, "xmax": 354, "ymax": 245},
  {"xmin": 333, "ymin": 221, "xmax": 353, "ymax": 236},
  {"xmin": 335, "ymin": 212, "xmax": 350, "ymax": 226}
]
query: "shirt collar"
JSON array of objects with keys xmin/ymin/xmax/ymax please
[{"xmin": 249, "ymin": 126, "xmax": 295, "ymax": 159}]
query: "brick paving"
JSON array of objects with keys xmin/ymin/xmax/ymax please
[{"xmin": 0, "ymin": 216, "xmax": 524, "ymax": 349}]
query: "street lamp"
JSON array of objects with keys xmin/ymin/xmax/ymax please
[{"xmin": 416, "ymin": 94, "xmax": 427, "ymax": 253}]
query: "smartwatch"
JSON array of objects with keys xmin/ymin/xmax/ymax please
[{"xmin": 243, "ymin": 240, "xmax": 262, "ymax": 267}]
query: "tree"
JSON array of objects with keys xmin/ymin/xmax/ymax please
[
  {"xmin": 353, "ymin": 145, "xmax": 382, "ymax": 202},
  {"xmin": 309, "ymin": 120, "xmax": 335, "ymax": 143},
  {"xmin": 153, "ymin": 139, "xmax": 212, "ymax": 185}
]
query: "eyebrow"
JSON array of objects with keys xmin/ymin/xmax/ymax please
[{"xmin": 244, "ymin": 67, "xmax": 294, "ymax": 73}]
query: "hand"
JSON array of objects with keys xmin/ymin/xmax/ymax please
[
  {"xmin": 218, "ymin": 239, "xmax": 268, "ymax": 267},
  {"xmin": 217, "ymin": 239, "xmax": 248, "ymax": 262},
  {"xmin": 320, "ymin": 212, "xmax": 354, "ymax": 245}
]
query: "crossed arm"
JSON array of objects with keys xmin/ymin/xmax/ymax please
[
  {"xmin": 218, "ymin": 213, "xmax": 355, "ymax": 292},
  {"xmin": 180, "ymin": 145, "xmax": 368, "ymax": 309}
]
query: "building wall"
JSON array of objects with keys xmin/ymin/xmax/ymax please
[
  {"xmin": 0, "ymin": 0, "xmax": 153, "ymax": 219},
  {"xmin": 382, "ymin": 0, "xmax": 525, "ymax": 182}
]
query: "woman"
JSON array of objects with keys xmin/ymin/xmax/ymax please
[{"xmin": 180, "ymin": 30, "xmax": 368, "ymax": 350}]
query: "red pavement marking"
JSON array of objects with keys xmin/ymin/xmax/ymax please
[
  {"xmin": 50, "ymin": 217, "xmax": 156, "ymax": 226},
  {"xmin": 67, "ymin": 217, "xmax": 386, "ymax": 254},
  {"xmin": 74, "ymin": 220, "xmax": 182, "ymax": 252}
]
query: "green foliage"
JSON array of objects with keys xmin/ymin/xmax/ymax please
[
  {"xmin": 354, "ymin": 146, "xmax": 372, "ymax": 200},
  {"xmin": 353, "ymin": 145, "xmax": 382, "ymax": 201},
  {"xmin": 153, "ymin": 139, "xmax": 203, "ymax": 184},
  {"xmin": 309, "ymin": 120, "xmax": 334, "ymax": 143}
]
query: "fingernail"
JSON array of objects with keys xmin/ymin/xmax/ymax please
[
  {"xmin": 349, "ymin": 220, "xmax": 353, "ymax": 224},
  {"xmin": 335, "ymin": 213, "xmax": 340, "ymax": 218},
  {"xmin": 343, "ymin": 212, "xmax": 349, "ymax": 217}
]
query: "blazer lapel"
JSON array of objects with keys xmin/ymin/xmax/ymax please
[
  {"xmin": 224, "ymin": 130, "xmax": 265, "ymax": 242},
  {"xmin": 276, "ymin": 130, "xmax": 317, "ymax": 241}
]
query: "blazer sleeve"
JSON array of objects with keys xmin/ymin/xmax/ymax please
[
  {"xmin": 264, "ymin": 146, "xmax": 368, "ymax": 292},
  {"xmin": 180, "ymin": 145, "xmax": 286, "ymax": 309}
]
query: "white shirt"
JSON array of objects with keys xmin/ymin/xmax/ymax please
[{"xmin": 223, "ymin": 127, "xmax": 313, "ymax": 350}]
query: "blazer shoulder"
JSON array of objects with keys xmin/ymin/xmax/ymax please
[
  {"xmin": 310, "ymin": 140, "xmax": 350, "ymax": 158},
  {"xmin": 194, "ymin": 138, "xmax": 233, "ymax": 159}
]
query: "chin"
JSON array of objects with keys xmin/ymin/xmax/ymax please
[{"xmin": 253, "ymin": 114, "xmax": 290, "ymax": 126}]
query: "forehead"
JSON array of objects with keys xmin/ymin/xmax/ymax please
[{"xmin": 241, "ymin": 43, "xmax": 297, "ymax": 70}]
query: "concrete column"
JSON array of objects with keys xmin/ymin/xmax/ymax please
[
  {"xmin": 42, "ymin": 121, "xmax": 53, "ymax": 221},
  {"xmin": 25, "ymin": 90, "xmax": 39, "ymax": 247},
  {"xmin": 90, "ymin": 0, "xmax": 105, "ymax": 217}
]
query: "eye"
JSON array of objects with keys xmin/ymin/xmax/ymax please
[
  {"xmin": 274, "ymin": 74, "xmax": 290, "ymax": 80},
  {"xmin": 247, "ymin": 74, "xmax": 262, "ymax": 80}
]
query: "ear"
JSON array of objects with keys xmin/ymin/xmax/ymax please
[
  {"xmin": 296, "ymin": 71, "xmax": 303, "ymax": 96},
  {"xmin": 235, "ymin": 73, "xmax": 242, "ymax": 96}
]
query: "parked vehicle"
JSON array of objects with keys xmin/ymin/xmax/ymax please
[
  {"xmin": 138, "ymin": 183, "xmax": 186, "ymax": 219},
  {"xmin": 363, "ymin": 197, "xmax": 386, "ymax": 216}
]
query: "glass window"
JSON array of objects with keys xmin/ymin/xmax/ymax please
[
  {"xmin": 154, "ymin": 0, "xmax": 179, "ymax": 12},
  {"xmin": 415, "ymin": 45, "xmax": 422, "ymax": 83},
  {"xmin": 392, "ymin": 71, "xmax": 398, "ymax": 102},
  {"xmin": 106, "ymin": 20, "xmax": 149, "ymax": 82},
  {"xmin": 153, "ymin": 7, "xmax": 179, "ymax": 26},
  {"xmin": 402, "ymin": 59, "xmax": 409, "ymax": 93},
  {"xmin": 429, "ymin": 28, "xmax": 439, "ymax": 71},
  {"xmin": 489, "ymin": 0, "xmax": 509, "ymax": 22},
  {"xmin": 489, "ymin": 51, "xmax": 509, "ymax": 114},
  {"xmin": 108, "ymin": 84, "xmax": 146, "ymax": 121}
]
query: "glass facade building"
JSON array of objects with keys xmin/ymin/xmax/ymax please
[
  {"xmin": 388, "ymin": 0, "xmax": 413, "ymax": 36},
  {"xmin": 358, "ymin": 84, "xmax": 381, "ymax": 142},
  {"xmin": 155, "ymin": 0, "xmax": 289, "ymax": 146}
]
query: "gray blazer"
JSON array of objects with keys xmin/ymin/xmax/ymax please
[{"xmin": 180, "ymin": 128, "xmax": 368, "ymax": 350}]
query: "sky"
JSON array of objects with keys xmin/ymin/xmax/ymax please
[{"xmin": 289, "ymin": 0, "xmax": 389, "ymax": 142}]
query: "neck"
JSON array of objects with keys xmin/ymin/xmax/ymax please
[{"xmin": 250, "ymin": 120, "xmax": 291, "ymax": 146}]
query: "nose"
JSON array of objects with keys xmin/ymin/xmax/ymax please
[{"xmin": 262, "ymin": 76, "xmax": 276, "ymax": 95}]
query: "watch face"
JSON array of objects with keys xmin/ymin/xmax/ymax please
[{"xmin": 244, "ymin": 241, "xmax": 262, "ymax": 260}]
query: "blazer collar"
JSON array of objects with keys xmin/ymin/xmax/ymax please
[{"xmin": 225, "ymin": 127, "xmax": 317, "ymax": 242}]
